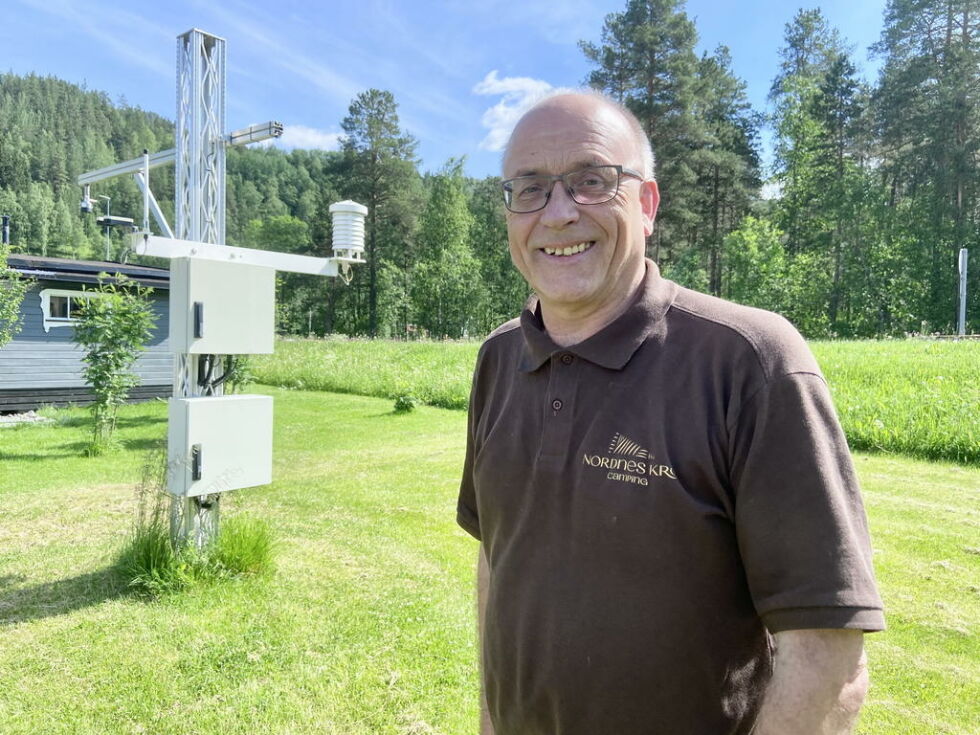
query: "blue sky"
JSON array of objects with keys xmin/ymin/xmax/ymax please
[{"xmin": 3, "ymin": 0, "xmax": 886, "ymax": 178}]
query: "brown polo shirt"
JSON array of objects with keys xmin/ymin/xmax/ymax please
[{"xmin": 457, "ymin": 260, "xmax": 884, "ymax": 735}]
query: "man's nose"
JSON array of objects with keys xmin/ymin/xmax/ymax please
[{"xmin": 539, "ymin": 181, "xmax": 580, "ymax": 228}]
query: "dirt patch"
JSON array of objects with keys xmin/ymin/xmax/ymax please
[{"xmin": 0, "ymin": 411, "xmax": 53, "ymax": 427}]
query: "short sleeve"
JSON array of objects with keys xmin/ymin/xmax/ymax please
[
  {"xmin": 730, "ymin": 372, "xmax": 885, "ymax": 633},
  {"xmin": 456, "ymin": 354, "xmax": 483, "ymax": 541}
]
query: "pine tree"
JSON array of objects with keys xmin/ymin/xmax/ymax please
[
  {"xmin": 581, "ymin": 1, "xmax": 760, "ymax": 291},
  {"xmin": 340, "ymin": 89, "xmax": 422, "ymax": 336},
  {"xmin": 689, "ymin": 46, "xmax": 761, "ymax": 295},
  {"xmin": 872, "ymin": 0, "xmax": 980, "ymax": 331},
  {"xmin": 580, "ymin": 0, "xmax": 702, "ymax": 266}
]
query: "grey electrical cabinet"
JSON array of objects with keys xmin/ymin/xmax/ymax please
[
  {"xmin": 167, "ymin": 394, "xmax": 273, "ymax": 497},
  {"xmin": 169, "ymin": 257, "xmax": 275, "ymax": 354}
]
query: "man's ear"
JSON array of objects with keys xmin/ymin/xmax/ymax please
[{"xmin": 640, "ymin": 180, "xmax": 660, "ymax": 237}]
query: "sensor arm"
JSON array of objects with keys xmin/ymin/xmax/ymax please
[{"xmin": 130, "ymin": 233, "xmax": 343, "ymax": 276}]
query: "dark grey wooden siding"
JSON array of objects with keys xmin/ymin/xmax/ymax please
[{"xmin": 0, "ymin": 280, "xmax": 172, "ymax": 392}]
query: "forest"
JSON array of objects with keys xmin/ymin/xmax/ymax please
[{"xmin": 1, "ymin": 0, "xmax": 978, "ymax": 339}]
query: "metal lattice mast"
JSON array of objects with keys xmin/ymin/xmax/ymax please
[
  {"xmin": 79, "ymin": 27, "xmax": 364, "ymax": 552},
  {"xmin": 173, "ymin": 29, "xmax": 227, "ymax": 547},
  {"xmin": 176, "ymin": 29, "xmax": 226, "ymax": 245}
]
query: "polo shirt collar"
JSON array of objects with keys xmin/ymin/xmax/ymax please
[{"xmin": 518, "ymin": 259, "xmax": 677, "ymax": 372}]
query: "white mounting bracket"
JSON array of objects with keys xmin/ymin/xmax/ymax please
[
  {"xmin": 133, "ymin": 172, "xmax": 175, "ymax": 239},
  {"xmin": 130, "ymin": 233, "xmax": 364, "ymax": 277}
]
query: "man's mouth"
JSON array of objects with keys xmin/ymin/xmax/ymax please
[{"xmin": 542, "ymin": 241, "xmax": 595, "ymax": 257}]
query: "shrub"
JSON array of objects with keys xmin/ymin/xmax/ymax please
[
  {"xmin": 73, "ymin": 275, "xmax": 156, "ymax": 455},
  {"xmin": 393, "ymin": 394, "xmax": 417, "ymax": 413},
  {"xmin": 0, "ymin": 242, "xmax": 29, "ymax": 348}
]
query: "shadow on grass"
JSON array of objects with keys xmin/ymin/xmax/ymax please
[
  {"xmin": 0, "ymin": 451, "xmax": 82, "ymax": 461},
  {"xmin": 115, "ymin": 415, "xmax": 167, "ymax": 429},
  {"xmin": 2, "ymin": 436, "xmax": 165, "ymax": 457},
  {"xmin": 121, "ymin": 438, "xmax": 167, "ymax": 452},
  {"xmin": 0, "ymin": 566, "xmax": 130, "ymax": 626}
]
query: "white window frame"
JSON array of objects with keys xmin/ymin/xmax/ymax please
[{"xmin": 39, "ymin": 288, "xmax": 101, "ymax": 333}]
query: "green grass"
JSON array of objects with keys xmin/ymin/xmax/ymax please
[
  {"xmin": 251, "ymin": 336, "xmax": 479, "ymax": 410},
  {"xmin": 112, "ymin": 449, "xmax": 275, "ymax": 593},
  {"xmin": 0, "ymin": 390, "xmax": 478, "ymax": 734},
  {"xmin": 853, "ymin": 452, "xmax": 980, "ymax": 734},
  {"xmin": 811, "ymin": 340, "xmax": 980, "ymax": 465},
  {"xmin": 115, "ymin": 503, "xmax": 274, "ymax": 596},
  {"xmin": 0, "ymin": 389, "xmax": 977, "ymax": 733},
  {"xmin": 253, "ymin": 337, "xmax": 980, "ymax": 465}
]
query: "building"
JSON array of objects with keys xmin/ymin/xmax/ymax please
[{"xmin": 0, "ymin": 254, "xmax": 171, "ymax": 412}]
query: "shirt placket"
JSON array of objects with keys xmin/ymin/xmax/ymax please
[{"xmin": 537, "ymin": 352, "xmax": 579, "ymax": 464}]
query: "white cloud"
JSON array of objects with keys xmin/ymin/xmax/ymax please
[
  {"xmin": 274, "ymin": 125, "xmax": 345, "ymax": 151},
  {"xmin": 472, "ymin": 71, "xmax": 553, "ymax": 152}
]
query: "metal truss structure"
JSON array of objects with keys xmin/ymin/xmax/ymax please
[
  {"xmin": 78, "ymin": 28, "xmax": 362, "ymax": 550},
  {"xmin": 176, "ymin": 29, "xmax": 226, "ymax": 246}
]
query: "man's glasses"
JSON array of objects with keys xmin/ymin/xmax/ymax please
[{"xmin": 501, "ymin": 165, "xmax": 644, "ymax": 213}]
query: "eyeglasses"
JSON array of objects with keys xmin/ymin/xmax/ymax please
[{"xmin": 501, "ymin": 165, "xmax": 645, "ymax": 213}]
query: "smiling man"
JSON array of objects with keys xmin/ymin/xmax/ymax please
[{"xmin": 456, "ymin": 92, "xmax": 884, "ymax": 735}]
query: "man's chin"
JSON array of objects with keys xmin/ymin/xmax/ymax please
[{"xmin": 534, "ymin": 283, "xmax": 603, "ymax": 313}]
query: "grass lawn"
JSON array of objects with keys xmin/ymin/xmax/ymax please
[
  {"xmin": 1, "ymin": 388, "xmax": 978, "ymax": 733},
  {"xmin": 252, "ymin": 337, "xmax": 980, "ymax": 465}
]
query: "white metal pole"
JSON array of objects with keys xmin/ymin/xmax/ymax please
[
  {"xmin": 142, "ymin": 149, "xmax": 150, "ymax": 234},
  {"xmin": 958, "ymin": 248, "xmax": 969, "ymax": 337},
  {"xmin": 100, "ymin": 195, "xmax": 111, "ymax": 261}
]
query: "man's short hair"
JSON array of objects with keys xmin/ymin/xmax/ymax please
[{"xmin": 504, "ymin": 89, "xmax": 656, "ymax": 180}]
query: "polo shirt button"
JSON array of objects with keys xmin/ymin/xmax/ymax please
[
  {"xmin": 552, "ymin": 399, "xmax": 563, "ymax": 411},
  {"xmin": 560, "ymin": 353, "xmax": 573, "ymax": 365}
]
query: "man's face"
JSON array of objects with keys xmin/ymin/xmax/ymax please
[{"xmin": 503, "ymin": 96, "xmax": 659, "ymax": 318}]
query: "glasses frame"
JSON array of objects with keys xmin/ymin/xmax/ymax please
[{"xmin": 501, "ymin": 164, "xmax": 646, "ymax": 214}]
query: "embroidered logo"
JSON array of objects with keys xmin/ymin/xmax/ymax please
[
  {"xmin": 582, "ymin": 433, "xmax": 677, "ymax": 486},
  {"xmin": 608, "ymin": 433, "xmax": 651, "ymax": 459}
]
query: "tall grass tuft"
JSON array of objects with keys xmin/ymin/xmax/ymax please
[
  {"xmin": 115, "ymin": 450, "xmax": 275, "ymax": 595},
  {"xmin": 213, "ymin": 515, "xmax": 275, "ymax": 576}
]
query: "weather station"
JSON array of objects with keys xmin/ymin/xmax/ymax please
[{"xmin": 77, "ymin": 28, "xmax": 366, "ymax": 548}]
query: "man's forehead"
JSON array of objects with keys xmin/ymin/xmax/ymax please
[
  {"xmin": 504, "ymin": 97, "xmax": 634, "ymax": 176},
  {"xmin": 509, "ymin": 156, "xmax": 610, "ymax": 178}
]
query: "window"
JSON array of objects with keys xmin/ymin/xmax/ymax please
[{"xmin": 39, "ymin": 288, "xmax": 98, "ymax": 332}]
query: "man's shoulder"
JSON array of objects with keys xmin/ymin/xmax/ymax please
[
  {"xmin": 485, "ymin": 317, "xmax": 523, "ymax": 343},
  {"xmin": 477, "ymin": 317, "xmax": 523, "ymax": 357},
  {"xmin": 469, "ymin": 318, "xmax": 523, "ymax": 402},
  {"xmin": 667, "ymin": 285, "xmax": 820, "ymax": 380}
]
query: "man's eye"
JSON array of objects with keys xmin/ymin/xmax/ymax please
[
  {"xmin": 516, "ymin": 182, "xmax": 544, "ymax": 198},
  {"xmin": 572, "ymin": 171, "xmax": 610, "ymax": 189}
]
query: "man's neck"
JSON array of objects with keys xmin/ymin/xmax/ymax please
[{"xmin": 539, "ymin": 268, "xmax": 645, "ymax": 347}]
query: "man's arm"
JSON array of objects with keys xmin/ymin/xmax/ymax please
[
  {"xmin": 752, "ymin": 629, "xmax": 869, "ymax": 735},
  {"xmin": 478, "ymin": 545, "xmax": 494, "ymax": 735}
]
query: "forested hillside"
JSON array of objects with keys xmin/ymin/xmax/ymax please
[{"xmin": 2, "ymin": 0, "xmax": 978, "ymax": 338}]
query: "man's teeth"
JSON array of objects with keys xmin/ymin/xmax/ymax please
[{"xmin": 543, "ymin": 242, "xmax": 593, "ymax": 257}]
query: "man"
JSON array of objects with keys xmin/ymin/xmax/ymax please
[{"xmin": 456, "ymin": 92, "xmax": 884, "ymax": 735}]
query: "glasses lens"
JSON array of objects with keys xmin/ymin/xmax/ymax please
[
  {"xmin": 567, "ymin": 166, "xmax": 619, "ymax": 204},
  {"xmin": 506, "ymin": 177, "xmax": 550, "ymax": 212},
  {"xmin": 503, "ymin": 166, "xmax": 623, "ymax": 212}
]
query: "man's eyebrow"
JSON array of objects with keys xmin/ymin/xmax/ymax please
[{"xmin": 509, "ymin": 160, "xmax": 606, "ymax": 178}]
